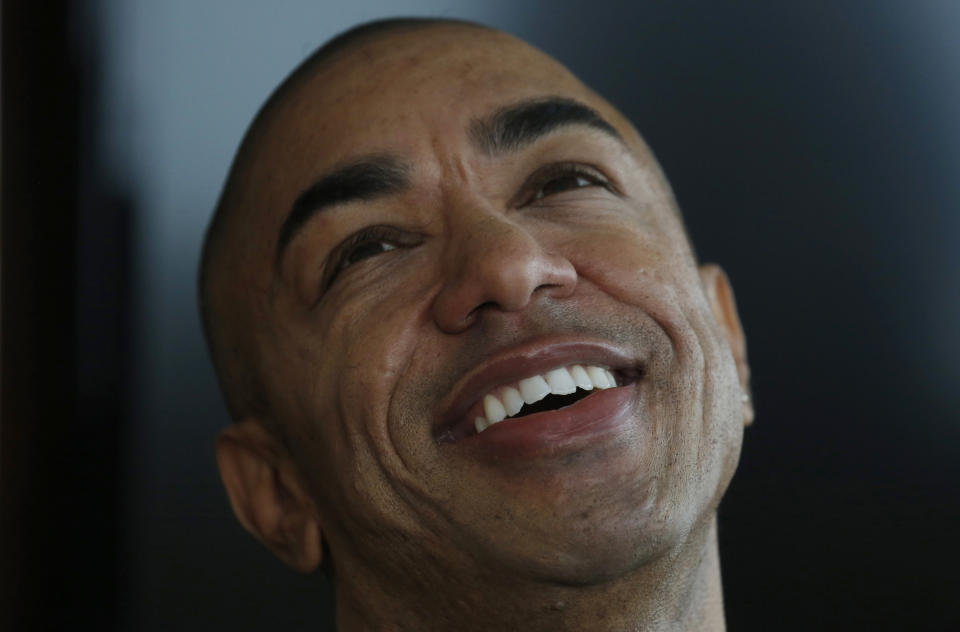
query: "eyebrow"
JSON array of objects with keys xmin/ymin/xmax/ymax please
[
  {"xmin": 275, "ymin": 155, "xmax": 410, "ymax": 263},
  {"xmin": 275, "ymin": 97, "xmax": 624, "ymax": 263},
  {"xmin": 469, "ymin": 96, "xmax": 624, "ymax": 155}
]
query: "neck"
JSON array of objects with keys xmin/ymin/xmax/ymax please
[{"xmin": 334, "ymin": 516, "xmax": 726, "ymax": 632}]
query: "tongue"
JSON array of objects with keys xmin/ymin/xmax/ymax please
[{"xmin": 514, "ymin": 390, "xmax": 592, "ymax": 418}]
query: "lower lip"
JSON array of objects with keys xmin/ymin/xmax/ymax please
[{"xmin": 459, "ymin": 384, "xmax": 639, "ymax": 459}]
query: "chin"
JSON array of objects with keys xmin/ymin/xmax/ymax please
[{"xmin": 474, "ymin": 474, "xmax": 708, "ymax": 588}]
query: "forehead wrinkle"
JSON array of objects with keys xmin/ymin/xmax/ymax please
[{"xmin": 469, "ymin": 96, "xmax": 625, "ymax": 157}]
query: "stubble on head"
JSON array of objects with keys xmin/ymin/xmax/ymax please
[{"xmin": 202, "ymin": 18, "xmax": 748, "ymax": 632}]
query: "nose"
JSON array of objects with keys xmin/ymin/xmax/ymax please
[{"xmin": 431, "ymin": 215, "xmax": 577, "ymax": 333}]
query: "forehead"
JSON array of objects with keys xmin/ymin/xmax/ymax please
[
  {"xmin": 225, "ymin": 26, "xmax": 648, "ymax": 290},
  {"xmin": 255, "ymin": 26, "xmax": 635, "ymax": 173}
]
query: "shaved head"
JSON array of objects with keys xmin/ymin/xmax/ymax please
[
  {"xmin": 204, "ymin": 18, "xmax": 744, "ymax": 630},
  {"xmin": 200, "ymin": 18, "xmax": 495, "ymax": 422},
  {"xmin": 199, "ymin": 17, "xmax": 668, "ymax": 424}
]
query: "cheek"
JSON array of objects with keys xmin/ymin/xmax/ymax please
[
  {"xmin": 324, "ymin": 275, "xmax": 433, "ymax": 447},
  {"xmin": 339, "ymin": 313, "xmax": 425, "ymax": 439},
  {"xmin": 561, "ymin": 219, "xmax": 742, "ymax": 516},
  {"xmin": 653, "ymin": 294, "xmax": 743, "ymax": 524},
  {"xmin": 565, "ymin": 221, "xmax": 689, "ymax": 311},
  {"xmin": 304, "ymin": 276, "xmax": 441, "ymax": 518}
]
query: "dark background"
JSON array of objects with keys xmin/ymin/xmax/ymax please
[{"xmin": 3, "ymin": 1, "xmax": 958, "ymax": 630}]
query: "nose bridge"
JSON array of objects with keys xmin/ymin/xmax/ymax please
[
  {"xmin": 431, "ymin": 202, "xmax": 577, "ymax": 333},
  {"xmin": 464, "ymin": 212, "xmax": 535, "ymax": 269},
  {"xmin": 458, "ymin": 213, "xmax": 539, "ymax": 295}
]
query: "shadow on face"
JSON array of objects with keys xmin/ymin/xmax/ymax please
[{"xmin": 209, "ymin": 20, "xmax": 751, "ymax": 608}]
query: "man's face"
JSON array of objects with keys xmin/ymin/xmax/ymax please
[{"xmin": 228, "ymin": 26, "xmax": 747, "ymax": 587}]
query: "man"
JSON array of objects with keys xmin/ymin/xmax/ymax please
[{"xmin": 200, "ymin": 17, "xmax": 753, "ymax": 631}]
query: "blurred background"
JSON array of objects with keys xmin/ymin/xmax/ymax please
[{"xmin": 3, "ymin": 1, "xmax": 958, "ymax": 630}]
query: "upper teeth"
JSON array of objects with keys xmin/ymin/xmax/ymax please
[{"xmin": 475, "ymin": 365, "xmax": 617, "ymax": 434}]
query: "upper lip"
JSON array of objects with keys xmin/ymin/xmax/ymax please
[{"xmin": 433, "ymin": 335, "xmax": 642, "ymax": 440}]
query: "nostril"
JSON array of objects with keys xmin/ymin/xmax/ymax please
[
  {"xmin": 535, "ymin": 282, "xmax": 564, "ymax": 294},
  {"xmin": 534, "ymin": 275, "xmax": 576, "ymax": 300},
  {"xmin": 465, "ymin": 300, "xmax": 497, "ymax": 320},
  {"xmin": 474, "ymin": 301, "xmax": 497, "ymax": 313}
]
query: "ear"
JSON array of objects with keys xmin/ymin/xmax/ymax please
[
  {"xmin": 216, "ymin": 419, "xmax": 323, "ymax": 572},
  {"xmin": 699, "ymin": 264, "xmax": 754, "ymax": 427}
]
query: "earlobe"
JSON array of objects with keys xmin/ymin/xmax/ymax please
[
  {"xmin": 698, "ymin": 264, "xmax": 754, "ymax": 427},
  {"xmin": 216, "ymin": 419, "xmax": 324, "ymax": 572}
]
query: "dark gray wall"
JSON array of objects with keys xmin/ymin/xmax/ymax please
[{"xmin": 89, "ymin": 1, "xmax": 959, "ymax": 630}]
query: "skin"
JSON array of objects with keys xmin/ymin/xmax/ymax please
[{"xmin": 210, "ymin": 24, "xmax": 753, "ymax": 631}]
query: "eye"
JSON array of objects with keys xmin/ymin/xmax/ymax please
[
  {"xmin": 342, "ymin": 239, "xmax": 396, "ymax": 267},
  {"xmin": 534, "ymin": 173, "xmax": 597, "ymax": 200},
  {"xmin": 524, "ymin": 162, "xmax": 615, "ymax": 204},
  {"xmin": 323, "ymin": 225, "xmax": 410, "ymax": 289}
]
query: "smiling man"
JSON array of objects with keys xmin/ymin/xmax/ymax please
[{"xmin": 200, "ymin": 17, "xmax": 753, "ymax": 631}]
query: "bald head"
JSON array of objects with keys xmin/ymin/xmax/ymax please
[
  {"xmin": 200, "ymin": 18, "xmax": 497, "ymax": 420},
  {"xmin": 199, "ymin": 17, "xmax": 668, "ymax": 424},
  {"xmin": 206, "ymin": 17, "xmax": 747, "ymax": 630}
]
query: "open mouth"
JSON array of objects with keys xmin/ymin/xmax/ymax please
[
  {"xmin": 509, "ymin": 389, "xmax": 593, "ymax": 418},
  {"xmin": 433, "ymin": 339, "xmax": 645, "ymax": 445},
  {"xmin": 471, "ymin": 364, "xmax": 636, "ymax": 435}
]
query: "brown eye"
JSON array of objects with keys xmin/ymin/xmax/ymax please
[
  {"xmin": 534, "ymin": 173, "xmax": 598, "ymax": 200},
  {"xmin": 523, "ymin": 163, "xmax": 614, "ymax": 205},
  {"xmin": 322, "ymin": 225, "xmax": 415, "ymax": 291},
  {"xmin": 343, "ymin": 240, "xmax": 397, "ymax": 267}
]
